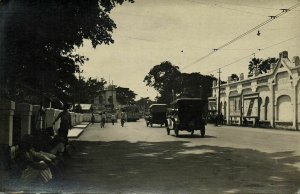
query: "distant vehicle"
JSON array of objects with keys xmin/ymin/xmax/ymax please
[
  {"xmin": 123, "ymin": 105, "xmax": 140, "ymax": 122},
  {"xmin": 167, "ymin": 98, "xmax": 207, "ymax": 137},
  {"xmin": 146, "ymin": 104, "xmax": 168, "ymax": 127}
]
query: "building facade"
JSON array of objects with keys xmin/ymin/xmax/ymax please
[
  {"xmin": 93, "ymin": 85, "xmax": 121, "ymax": 112},
  {"xmin": 208, "ymin": 51, "xmax": 300, "ymax": 130}
]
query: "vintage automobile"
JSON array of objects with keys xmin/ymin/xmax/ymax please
[
  {"xmin": 167, "ymin": 98, "xmax": 207, "ymax": 137},
  {"xmin": 146, "ymin": 104, "xmax": 168, "ymax": 127}
]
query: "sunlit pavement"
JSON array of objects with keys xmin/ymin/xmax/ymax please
[{"xmin": 4, "ymin": 119, "xmax": 300, "ymax": 193}]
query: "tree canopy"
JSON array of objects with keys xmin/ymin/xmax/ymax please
[
  {"xmin": 135, "ymin": 97, "xmax": 153, "ymax": 111},
  {"xmin": 248, "ymin": 57, "xmax": 278, "ymax": 77},
  {"xmin": 116, "ymin": 87, "xmax": 136, "ymax": 105},
  {"xmin": 0, "ymin": 0, "xmax": 133, "ymax": 105},
  {"xmin": 144, "ymin": 61, "xmax": 216, "ymax": 104},
  {"xmin": 230, "ymin": 74, "xmax": 239, "ymax": 82}
]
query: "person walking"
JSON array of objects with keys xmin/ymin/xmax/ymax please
[
  {"xmin": 91, "ymin": 113, "xmax": 95, "ymax": 124},
  {"xmin": 111, "ymin": 114, "xmax": 116, "ymax": 125},
  {"xmin": 120, "ymin": 110, "xmax": 127, "ymax": 127},
  {"xmin": 100, "ymin": 112, "xmax": 106, "ymax": 128},
  {"xmin": 53, "ymin": 104, "xmax": 72, "ymax": 153}
]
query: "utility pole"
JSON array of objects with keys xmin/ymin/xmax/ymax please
[{"xmin": 218, "ymin": 68, "xmax": 221, "ymax": 116}]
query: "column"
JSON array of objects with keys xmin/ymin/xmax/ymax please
[
  {"xmin": 225, "ymin": 88, "xmax": 230, "ymax": 125},
  {"xmin": 0, "ymin": 100, "xmax": 15, "ymax": 170},
  {"xmin": 15, "ymin": 103, "xmax": 32, "ymax": 137},
  {"xmin": 45, "ymin": 108, "xmax": 55, "ymax": 128},
  {"xmin": 32, "ymin": 105, "xmax": 42, "ymax": 132},
  {"xmin": 79, "ymin": 114, "xmax": 83, "ymax": 123},
  {"xmin": 75, "ymin": 113, "xmax": 80, "ymax": 125},
  {"xmin": 293, "ymin": 80, "xmax": 299, "ymax": 130},
  {"xmin": 70, "ymin": 112, "xmax": 75, "ymax": 126},
  {"xmin": 269, "ymin": 84, "xmax": 275, "ymax": 128},
  {"xmin": 0, "ymin": 100, "xmax": 15, "ymax": 146}
]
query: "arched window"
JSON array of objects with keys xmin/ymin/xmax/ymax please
[{"xmin": 277, "ymin": 95, "xmax": 292, "ymax": 122}]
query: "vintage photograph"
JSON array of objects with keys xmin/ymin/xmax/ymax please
[{"xmin": 0, "ymin": 0, "xmax": 300, "ymax": 193}]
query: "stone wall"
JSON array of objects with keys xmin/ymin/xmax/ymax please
[{"xmin": 0, "ymin": 100, "xmax": 84, "ymax": 147}]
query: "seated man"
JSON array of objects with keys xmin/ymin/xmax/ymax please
[{"xmin": 17, "ymin": 135, "xmax": 52, "ymax": 183}]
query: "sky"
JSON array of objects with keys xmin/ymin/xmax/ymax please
[{"xmin": 78, "ymin": 0, "xmax": 300, "ymax": 100}]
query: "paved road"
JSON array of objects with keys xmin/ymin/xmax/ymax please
[{"xmin": 6, "ymin": 119, "xmax": 300, "ymax": 193}]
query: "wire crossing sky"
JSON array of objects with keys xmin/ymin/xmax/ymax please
[
  {"xmin": 183, "ymin": 2, "xmax": 300, "ymax": 70},
  {"xmin": 79, "ymin": 0, "xmax": 300, "ymax": 99},
  {"xmin": 204, "ymin": 35, "xmax": 300, "ymax": 74}
]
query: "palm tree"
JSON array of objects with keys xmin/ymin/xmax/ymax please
[
  {"xmin": 258, "ymin": 58, "xmax": 278, "ymax": 74},
  {"xmin": 248, "ymin": 58, "xmax": 262, "ymax": 77}
]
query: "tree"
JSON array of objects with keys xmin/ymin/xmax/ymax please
[
  {"xmin": 258, "ymin": 58, "xmax": 278, "ymax": 74},
  {"xmin": 144, "ymin": 61, "xmax": 181, "ymax": 92},
  {"xmin": 230, "ymin": 74, "xmax": 239, "ymax": 81},
  {"xmin": 248, "ymin": 57, "xmax": 278, "ymax": 77},
  {"xmin": 0, "ymin": 0, "xmax": 134, "ymax": 105},
  {"xmin": 84, "ymin": 78, "xmax": 107, "ymax": 103},
  {"xmin": 144, "ymin": 61, "xmax": 181, "ymax": 104},
  {"xmin": 116, "ymin": 87, "xmax": 136, "ymax": 105},
  {"xmin": 144, "ymin": 62, "xmax": 216, "ymax": 104},
  {"xmin": 135, "ymin": 97, "xmax": 153, "ymax": 111},
  {"xmin": 248, "ymin": 58, "xmax": 262, "ymax": 77}
]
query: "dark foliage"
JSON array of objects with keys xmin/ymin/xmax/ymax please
[
  {"xmin": 144, "ymin": 61, "xmax": 216, "ymax": 104},
  {"xmin": 0, "ymin": 0, "xmax": 133, "ymax": 105},
  {"xmin": 116, "ymin": 87, "xmax": 136, "ymax": 105}
]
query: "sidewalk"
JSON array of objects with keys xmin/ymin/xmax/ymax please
[{"xmin": 68, "ymin": 122, "xmax": 90, "ymax": 138}]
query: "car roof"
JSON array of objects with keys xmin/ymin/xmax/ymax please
[{"xmin": 171, "ymin": 98, "xmax": 205, "ymax": 104}]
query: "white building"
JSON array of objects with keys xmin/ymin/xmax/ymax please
[
  {"xmin": 209, "ymin": 51, "xmax": 300, "ymax": 130},
  {"xmin": 93, "ymin": 85, "xmax": 121, "ymax": 112}
]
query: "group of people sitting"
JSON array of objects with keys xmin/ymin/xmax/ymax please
[
  {"xmin": 16, "ymin": 134, "xmax": 65, "ymax": 183},
  {"xmin": 14, "ymin": 104, "xmax": 72, "ymax": 184}
]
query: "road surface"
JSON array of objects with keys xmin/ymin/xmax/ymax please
[{"xmin": 4, "ymin": 119, "xmax": 300, "ymax": 193}]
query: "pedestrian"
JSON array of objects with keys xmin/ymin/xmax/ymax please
[
  {"xmin": 120, "ymin": 110, "xmax": 127, "ymax": 127},
  {"xmin": 214, "ymin": 114, "xmax": 219, "ymax": 126},
  {"xmin": 53, "ymin": 103, "xmax": 72, "ymax": 152},
  {"xmin": 111, "ymin": 114, "xmax": 116, "ymax": 125},
  {"xmin": 91, "ymin": 113, "xmax": 95, "ymax": 124},
  {"xmin": 219, "ymin": 113, "xmax": 224, "ymax": 125},
  {"xmin": 100, "ymin": 112, "xmax": 106, "ymax": 128}
]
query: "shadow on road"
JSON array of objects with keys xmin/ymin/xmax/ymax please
[
  {"xmin": 4, "ymin": 140, "xmax": 300, "ymax": 193},
  {"xmin": 171, "ymin": 134, "xmax": 216, "ymax": 138}
]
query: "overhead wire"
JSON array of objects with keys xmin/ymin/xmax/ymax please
[
  {"xmin": 204, "ymin": 35, "xmax": 300, "ymax": 75},
  {"xmin": 189, "ymin": 0, "xmax": 300, "ymax": 11},
  {"xmin": 182, "ymin": 2, "xmax": 300, "ymax": 70},
  {"xmin": 187, "ymin": 0, "xmax": 268, "ymax": 16}
]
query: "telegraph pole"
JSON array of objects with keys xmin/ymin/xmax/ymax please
[{"xmin": 218, "ymin": 68, "xmax": 221, "ymax": 116}]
